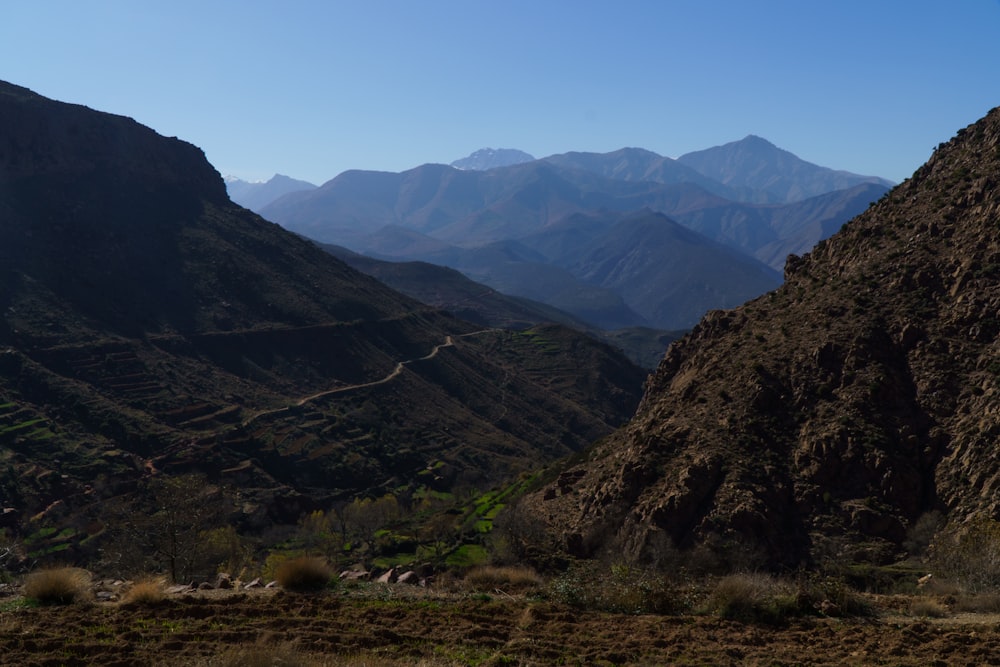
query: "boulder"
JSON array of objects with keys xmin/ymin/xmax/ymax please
[{"xmin": 396, "ymin": 570, "xmax": 420, "ymax": 585}]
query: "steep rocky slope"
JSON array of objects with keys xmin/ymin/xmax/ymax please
[
  {"xmin": 527, "ymin": 106, "xmax": 1000, "ymax": 569},
  {"xmin": 0, "ymin": 81, "xmax": 645, "ymax": 560}
]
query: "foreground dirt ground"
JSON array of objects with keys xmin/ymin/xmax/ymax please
[{"xmin": 3, "ymin": 588, "xmax": 1000, "ymax": 666}]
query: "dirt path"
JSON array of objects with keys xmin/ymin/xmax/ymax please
[
  {"xmin": 238, "ymin": 330, "xmax": 494, "ymax": 429},
  {"xmin": 294, "ymin": 335, "xmax": 456, "ymax": 406}
]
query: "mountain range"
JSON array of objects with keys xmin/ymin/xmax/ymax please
[
  {"xmin": 0, "ymin": 81, "xmax": 645, "ymax": 562},
  {"xmin": 258, "ymin": 141, "xmax": 890, "ymax": 332},
  {"xmin": 524, "ymin": 105, "xmax": 1000, "ymax": 570},
  {"xmin": 5, "ymin": 75, "xmax": 995, "ymax": 584},
  {"xmin": 321, "ymin": 243, "xmax": 686, "ymax": 369},
  {"xmin": 225, "ymin": 173, "xmax": 317, "ymax": 211}
]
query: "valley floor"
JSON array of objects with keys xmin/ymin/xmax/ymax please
[{"xmin": 1, "ymin": 587, "xmax": 997, "ymax": 666}]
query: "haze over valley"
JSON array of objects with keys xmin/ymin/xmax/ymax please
[{"xmin": 227, "ymin": 138, "xmax": 890, "ymax": 367}]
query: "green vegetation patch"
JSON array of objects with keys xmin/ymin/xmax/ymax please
[{"xmin": 445, "ymin": 544, "xmax": 488, "ymax": 568}]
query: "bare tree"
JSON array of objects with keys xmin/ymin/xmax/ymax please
[{"xmin": 103, "ymin": 474, "xmax": 232, "ymax": 582}]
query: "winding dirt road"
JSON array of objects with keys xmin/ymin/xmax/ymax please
[
  {"xmin": 239, "ymin": 330, "xmax": 492, "ymax": 429},
  {"xmin": 294, "ymin": 335, "xmax": 455, "ymax": 406}
]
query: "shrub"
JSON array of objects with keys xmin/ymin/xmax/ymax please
[
  {"xmin": 705, "ymin": 573, "xmax": 874, "ymax": 623},
  {"xmin": 275, "ymin": 556, "xmax": 332, "ymax": 592},
  {"xmin": 802, "ymin": 576, "xmax": 875, "ymax": 617},
  {"xmin": 22, "ymin": 567, "xmax": 91, "ymax": 605},
  {"xmin": 931, "ymin": 515, "xmax": 1000, "ymax": 592},
  {"xmin": 463, "ymin": 565, "xmax": 544, "ymax": 592},
  {"xmin": 903, "ymin": 510, "xmax": 945, "ymax": 558},
  {"xmin": 550, "ymin": 561, "xmax": 678, "ymax": 615},
  {"xmin": 705, "ymin": 573, "xmax": 798, "ymax": 623},
  {"xmin": 122, "ymin": 577, "xmax": 166, "ymax": 605},
  {"xmin": 954, "ymin": 592, "xmax": 1000, "ymax": 613},
  {"xmin": 910, "ymin": 597, "xmax": 949, "ymax": 618}
]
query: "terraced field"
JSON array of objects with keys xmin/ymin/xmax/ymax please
[{"xmin": 2, "ymin": 587, "xmax": 999, "ymax": 666}]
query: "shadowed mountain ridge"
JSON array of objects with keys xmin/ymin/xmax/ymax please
[{"xmin": 523, "ymin": 106, "xmax": 1000, "ymax": 570}]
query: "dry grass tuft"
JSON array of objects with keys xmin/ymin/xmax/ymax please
[
  {"xmin": 708, "ymin": 573, "xmax": 781, "ymax": 620},
  {"xmin": 910, "ymin": 597, "xmax": 949, "ymax": 618},
  {"xmin": 22, "ymin": 567, "xmax": 92, "ymax": 605},
  {"xmin": 463, "ymin": 565, "xmax": 544, "ymax": 592},
  {"xmin": 275, "ymin": 556, "xmax": 333, "ymax": 592},
  {"xmin": 122, "ymin": 577, "xmax": 167, "ymax": 605}
]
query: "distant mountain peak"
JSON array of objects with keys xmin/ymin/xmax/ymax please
[
  {"xmin": 451, "ymin": 148, "xmax": 535, "ymax": 171},
  {"xmin": 740, "ymin": 134, "xmax": 776, "ymax": 146},
  {"xmin": 678, "ymin": 136, "xmax": 894, "ymax": 202},
  {"xmin": 225, "ymin": 173, "xmax": 317, "ymax": 212}
]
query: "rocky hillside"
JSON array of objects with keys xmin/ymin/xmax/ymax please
[
  {"xmin": 0, "ymin": 81, "xmax": 646, "ymax": 562},
  {"xmin": 526, "ymin": 106, "xmax": 1000, "ymax": 569}
]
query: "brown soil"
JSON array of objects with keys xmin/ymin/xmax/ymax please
[{"xmin": 2, "ymin": 588, "xmax": 999, "ymax": 666}]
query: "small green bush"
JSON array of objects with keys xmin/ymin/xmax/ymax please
[
  {"xmin": 22, "ymin": 567, "xmax": 91, "ymax": 605},
  {"xmin": 550, "ymin": 561, "xmax": 678, "ymax": 615},
  {"xmin": 275, "ymin": 556, "xmax": 332, "ymax": 592}
]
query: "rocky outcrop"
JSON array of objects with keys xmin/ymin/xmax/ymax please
[{"xmin": 527, "ymin": 106, "xmax": 1000, "ymax": 569}]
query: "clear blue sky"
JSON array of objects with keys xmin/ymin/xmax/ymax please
[{"xmin": 3, "ymin": 1, "xmax": 998, "ymax": 185}]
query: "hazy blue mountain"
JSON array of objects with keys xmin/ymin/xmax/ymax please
[
  {"xmin": 225, "ymin": 173, "xmax": 317, "ymax": 212},
  {"xmin": 261, "ymin": 160, "xmax": 724, "ymax": 247},
  {"xmin": 418, "ymin": 240, "xmax": 650, "ymax": 331},
  {"xmin": 321, "ymin": 242, "xmax": 593, "ymax": 330},
  {"xmin": 352, "ymin": 207, "xmax": 781, "ymax": 330},
  {"xmin": 322, "ymin": 242, "xmax": 684, "ymax": 368},
  {"xmin": 677, "ymin": 135, "xmax": 895, "ymax": 203},
  {"xmin": 259, "ymin": 141, "xmax": 892, "ymax": 332},
  {"xmin": 542, "ymin": 147, "xmax": 741, "ymax": 200},
  {"xmin": 568, "ymin": 210, "xmax": 782, "ymax": 328},
  {"xmin": 451, "ymin": 147, "xmax": 535, "ymax": 170},
  {"xmin": 667, "ymin": 181, "xmax": 890, "ymax": 270}
]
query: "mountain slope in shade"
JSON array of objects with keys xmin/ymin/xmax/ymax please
[
  {"xmin": 670, "ymin": 181, "xmax": 891, "ymax": 271},
  {"xmin": 320, "ymin": 243, "xmax": 592, "ymax": 330},
  {"xmin": 451, "ymin": 147, "xmax": 535, "ymax": 170},
  {"xmin": 346, "ymin": 226, "xmax": 650, "ymax": 331},
  {"xmin": 322, "ymin": 243, "xmax": 683, "ymax": 369},
  {"xmin": 525, "ymin": 106, "xmax": 1000, "ymax": 569},
  {"xmin": 226, "ymin": 173, "xmax": 317, "ymax": 212},
  {"xmin": 677, "ymin": 135, "xmax": 895, "ymax": 203},
  {"xmin": 0, "ymin": 81, "xmax": 646, "ymax": 559},
  {"xmin": 569, "ymin": 210, "xmax": 782, "ymax": 328}
]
